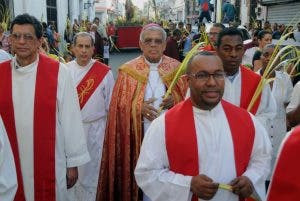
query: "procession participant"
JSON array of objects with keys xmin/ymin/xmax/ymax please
[
  {"xmin": 257, "ymin": 44, "xmax": 293, "ymax": 186},
  {"xmin": 0, "ymin": 116, "xmax": 17, "ymax": 201},
  {"xmin": 96, "ymin": 23, "xmax": 186, "ymax": 201},
  {"xmin": 267, "ymin": 126, "xmax": 300, "ymax": 201},
  {"xmin": 67, "ymin": 32, "xmax": 114, "ymax": 201},
  {"xmin": 135, "ymin": 51, "xmax": 272, "ymax": 201},
  {"xmin": 216, "ymin": 27, "xmax": 276, "ymax": 129},
  {"xmin": 200, "ymin": 23, "xmax": 225, "ymax": 52},
  {"xmin": 0, "ymin": 13, "xmax": 90, "ymax": 201}
]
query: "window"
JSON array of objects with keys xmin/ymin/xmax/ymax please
[{"xmin": 47, "ymin": 0, "xmax": 57, "ymax": 28}]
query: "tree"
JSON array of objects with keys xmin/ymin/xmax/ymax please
[
  {"xmin": 125, "ymin": 0, "xmax": 134, "ymax": 21},
  {"xmin": 152, "ymin": 0, "xmax": 158, "ymax": 20}
]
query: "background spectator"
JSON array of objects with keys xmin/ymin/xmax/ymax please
[
  {"xmin": 164, "ymin": 29, "xmax": 182, "ymax": 61},
  {"xmin": 198, "ymin": 0, "xmax": 211, "ymax": 23},
  {"xmin": 294, "ymin": 22, "xmax": 300, "ymax": 42},
  {"xmin": 0, "ymin": 24, "xmax": 10, "ymax": 52},
  {"xmin": 222, "ymin": 0, "xmax": 236, "ymax": 23},
  {"xmin": 272, "ymin": 24, "xmax": 285, "ymax": 39}
]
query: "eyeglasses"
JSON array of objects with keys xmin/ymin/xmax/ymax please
[
  {"xmin": 10, "ymin": 33, "xmax": 36, "ymax": 41},
  {"xmin": 188, "ymin": 71, "xmax": 225, "ymax": 81},
  {"xmin": 143, "ymin": 38, "xmax": 163, "ymax": 45}
]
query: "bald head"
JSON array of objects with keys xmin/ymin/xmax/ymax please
[{"xmin": 186, "ymin": 51, "xmax": 223, "ymax": 74}]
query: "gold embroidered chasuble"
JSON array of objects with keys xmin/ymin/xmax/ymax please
[{"xmin": 96, "ymin": 55, "xmax": 187, "ymax": 201}]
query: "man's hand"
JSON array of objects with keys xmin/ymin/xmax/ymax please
[
  {"xmin": 66, "ymin": 167, "xmax": 78, "ymax": 189},
  {"xmin": 142, "ymin": 98, "xmax": 158, "ymax": 121},
  {"xmin": 159, "ymin": 95, "xmax": 174, "ymax": 110},
  {"xmin": 190, "ymin": 174, "xmax": 219, "ymax": 200},
  {"xmin": 230, "ymin": 176, "xmax": 254, "ymax": 198}
]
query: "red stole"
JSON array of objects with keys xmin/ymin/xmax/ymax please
[
  {"xmin": 77, "ymin": 61, "xmax": 109, "ymax": 109},
  {"xmin": 267, "ymin": 126, "xmax": 300, "ymax": 201},
  {"xmin": 240, "ymin": 66, "xmax": 262, "ymax": 114},
  {"xmin": 165, "ymin": 99, "xmax": 255, "ymax": 201},
  {"xmin": 0, "ymin": 54, "xmax": 59, "ymax": 201}
]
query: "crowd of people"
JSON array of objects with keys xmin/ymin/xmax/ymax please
[
  {"xmin": 0, "ymin": 16, "xmax": 117, "ymax": 66},
  {"xmin": 0, "ymin": 12, "xmax": 300, "ymax": 201}
]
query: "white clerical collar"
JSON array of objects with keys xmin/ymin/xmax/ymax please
[
  {"xmin": 193, "ymin": 101, "xmax": 223, "ymax": 115},
  {"xmin": 13, "ymin": 55, "xmax": 39, "ymax": 72},
  {"xmin": 144, "ymin": 57, "xmax": 162, "ymax": 71},
  {"xmin": 75, "ymin": 59, "xmax": 94, "ymax": 69}
]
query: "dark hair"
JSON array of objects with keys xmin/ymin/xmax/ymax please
[
  {"xmin": 198, "ymin": 22, "xmax": 206, "ymax": 31},
  {"xmin": 10, "ymin": 13, "xmax": 43, "ymax": 39},
  {"xmin": 216, "ymin": 27, "xmax": 243, "ymax": 47},
  {"xmin": 93, "ymin": 17, "xmax": 100, "ymax": 23},
  {"xmin": 258, "ymin": 30, "xmax": 272, "ymax": 40},
  {"xmin": 172, "ymin": 29, "xmax": 182, "ymax": 37},
  {"xmin": 42, "ymin": 22, "xmax": 47, "ymax": 29},
  {"xmin": 253, "ymin": 29, "xmax": 260, "ymax": 37}
]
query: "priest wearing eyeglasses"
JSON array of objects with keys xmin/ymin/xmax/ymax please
[
  {"xmin": 95, "ymin": 23, "xmax": 187, "ymax": 201},
  {"xmin": 0, "ymin": 14, "xmax": 90, "ymax": 201},
  {"xmin": 135, "ymin": 51, "xmax": 272, "ymax": 201}
]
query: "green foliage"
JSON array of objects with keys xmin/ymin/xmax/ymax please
[
  {"xmin": 125, "ymin": 0, "xmax": 134, "ymax": 22},
  {"xmin": 0, "ymin": 4, "xmax": 10, "ymax": 31},
  {"xmin": 115, "ymin": 17, "xmax": 146, "ymax": 27}
]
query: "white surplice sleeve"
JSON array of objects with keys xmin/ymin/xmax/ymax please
[
  {"xmin": 103, "ymin": 70, "xmax": 115, "ymax": 112},
  {"xmin": 286, "ymin": 81, "xmax": 300, "ymax": 113},
  {"xmin": 282, "ymin": 72, "xmax": 293, "ymax": 104},
  {"xmin": 0, "ymin": 116, "xmax": 17, "ymax": 201},
  {"xmin": 255, "ymin": 83, "xmax": 277, "ymax": 130},
  {"xmin": 242, "ymin": 114, "xmax": 272, "ymax": 201},
  {"xmin": 135, "ymin": 114, "xmax": 192, "ymax": 201},
  {"xmin": 57, "ymin": 64, "xmax": 90, "ymax": 167}
]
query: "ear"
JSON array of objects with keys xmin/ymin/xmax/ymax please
[{"xmin": 37, "ymin": 37, "xmax": 43, "ymax": 48}]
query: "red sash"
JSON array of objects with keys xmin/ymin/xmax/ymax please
[
  {"xmin": 267, "ymin": 126, "xmax": 300, "ymax": 201},
  {"xmin": 165, "ymin": 99, "xmax": 255, "ymax": 201},
  {"xmin": 240, "ymin": 66, "xmax": 262, "ymax": 114},
  {"xmin": 77, "ymin": 61, "xmax": 109, "ymax": 109},
  {"xmin": 0, "ymin": 54, "xmax": 59, "ymax": 201}
]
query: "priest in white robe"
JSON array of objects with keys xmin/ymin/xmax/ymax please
[
  {"xmin": 215, "ymin": 28, "xmax": 276, "ymax": 130},
  {"xmin": 135, "ymin": 51, "xmax": 272, "ymax": 201},
  {"xmin": 67, "ymin": 32, "xmax": 114, "ymax": 201},
  {"xmin": 0, "ymin": 14, "xmax": 90, "ymax": 201},
  {"xmin": 0, "ymin": 116, "xmax": 17, "ymax": 201}
]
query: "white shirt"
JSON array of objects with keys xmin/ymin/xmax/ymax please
[
  {"xmin": 143, "ymin": 58, "xmax": 166, "ymax": 133},
  {"xmin": 0, "ymin": 49, "xmax": 11, "ymax": 63},
  {"xmin": 294, "ymin": 30, "xmax": 300, "ymax": 42},
  {"xmin": 242, "ymin": 46, "xmax": 259, "ymax": 66},
  {"xmin": 135, "ymin": 102, "xmax": 272, "ymax": 201},
  {"xmin": 11, "ymin": 56, "xmax": 90, "ymax": 201},
  {"xmin": 67, "ymin": 59, "xmax": 114, "ymax": 189},
  {"xmin": 256, "ymin": 71, "xmax": 293, "ymax": 179},
  {"xmin": 103, "ymin": 46, "xmax": 109, "ymax": 59},
  {"xmin": 265, "ymin": 71, "xmax": 292, "ymax": 156},
  {"xmin": 223, "ymin": 68, "xmax": 277, "ymax": 129},
  {"xmin": 0, "ymin": 116, "xmax": 17, "ymax": 201},
  {"xmin": 286, "ymin": 81, "xmax": 300, "ymax": 113}
]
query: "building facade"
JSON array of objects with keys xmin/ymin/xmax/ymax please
[
  {"xmin": 95, "ymin": 0, "xmax": 124, "ymax": 24},
  {"xmin": 260, "ymin": 0, "xmax": 300, "ymax": 25}
]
